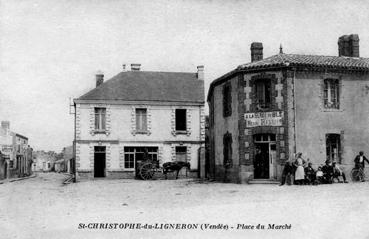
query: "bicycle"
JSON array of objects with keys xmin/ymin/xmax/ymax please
[{"xmin": 350, "ymin": 167, "xmax": 365, "ymax": 182}]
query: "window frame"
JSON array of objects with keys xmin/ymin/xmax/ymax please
[
  {"xmin": 326, "ymin": 133, "xmax": 341, "ymax": 163},
  {"xmin": 94, "ymin": 107, "xmax": 106, "ymax": 131},
  {"xmin": 223, "ymin": 83, "xmax": 232, "ymax": 117},
  {"xmin": 255, "ymin": 79, "xmax": 272, "ymax": 110},
  {"xmin": 123, "ymin": 147, "xmax": 159, "ymax": 170},
  {"xmin": 323, "ymin": 78, "xmax": 340, "ymax": 109},
  {"xmin": 135, "ymin": 108, "xmax": 148, "ymax": 133},
  {"xmin": 175, "ymin": 109, "xmax": 187, "ymax": 133}
]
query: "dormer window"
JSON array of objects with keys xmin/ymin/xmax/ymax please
[{"xmin": 255, "ymin": 79, "xmax": 271, "ymax": 109}]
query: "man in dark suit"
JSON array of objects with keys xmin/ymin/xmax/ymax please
[
  {"xmin": 354, "ymin": 151, "xmax": 369, "ymax": 169},
  {"xmin": 280, "ymin": 161, "xmax": 294, "ymax": 186},
  {"xmin": 322, "ymin": 160, "xmax": 334, "ymax": 184}
]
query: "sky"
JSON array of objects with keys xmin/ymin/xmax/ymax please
[{"xmin": 0, "ymin": 0, "xmax": 369, "ymax": 152}]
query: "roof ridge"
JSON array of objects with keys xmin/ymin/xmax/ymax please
[{"xmin": 124, "ymin": 70, "xmax": 196, "ymax": 74}]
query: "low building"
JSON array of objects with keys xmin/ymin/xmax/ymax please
[
  {"xmin": 32, "ymin": 151, "xmax": 56, "ymax": 172},
  {"xmin": 74, "ymin": 64, "xmax": 205, "ymax": 179},
  {"xmin": 207, "ymin": 34, "xmax": 369, "ymax": 183},
  {"xmin": 0, "ymin": 121, "xmax": 33, "ymax": 179}
]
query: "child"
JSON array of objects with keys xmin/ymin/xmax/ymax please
[{"xmin": 315, "ymin": 166, "xmax": 323, "ymax": 185}]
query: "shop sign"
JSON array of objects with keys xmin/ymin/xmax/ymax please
[{"xmin": 244, "ymin": 111, "xmax": 284, "ymax": 127}]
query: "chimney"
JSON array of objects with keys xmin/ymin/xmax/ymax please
[
  {"xmin": 95, "ymin": 71, "xmax": 104, "ymax": 87},
  {"xmin": 122, "ymin": 64, "xmax": 127, "ymax": 72},
  {"xmin": 1, "ymin": 121, "xmax": 10, "ymax": 131},
  {"xmin": 250, "ymin": 42, "xmax": 263, "ymax": 62},
  {"xmin": 338, "ymin": 34, "xmax": 359, "ymax": 57},
  {"xmin": 197, "ymin": 65, "xmax": 204, "ymax": 80},
  {"xmin": 131, "ymin": 63, "xmax": 141, "ymax": 71}
]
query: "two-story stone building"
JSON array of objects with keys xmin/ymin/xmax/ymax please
[
  {"xmin": 74, "ymin": 64, "xmax": 205, "ymax": 179},
  {"xmin": 207, "ymin": 34, "xmax": 369, "ymax": 183}
]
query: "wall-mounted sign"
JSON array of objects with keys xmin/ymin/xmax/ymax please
[{"xmin": 245, "ymin": 111, "xmax": 284, "ymax": 127}]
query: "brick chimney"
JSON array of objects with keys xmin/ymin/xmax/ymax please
[
  {"xmin": 251, "ymin": 42, "xmax": 263, "ymax": 62},
  {"xmin": 197, "ymin": 65, "xmax": 204, "ymax": 80},
  {"xmin": 131, "ymin": 63, "xmax": 141, "ymax": 71},
  {"xmin": 95, "ymin": 71, "xmax": 104, "ymax": 87},
  {"xmin": 338, "ymin": 34, "xmax": 359, "ymax": 57}
]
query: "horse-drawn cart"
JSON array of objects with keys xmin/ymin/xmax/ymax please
[{"xmin": 136, "ymin": 158, "xmax": 191, "ymax": 180}]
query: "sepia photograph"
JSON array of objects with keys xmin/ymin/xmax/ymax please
[{"xmin": 1, "ymin": 0, "xmax": 369, "ymax": 238}]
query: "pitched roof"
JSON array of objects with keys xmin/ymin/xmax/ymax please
[
  {"xmin": 77, "ymin": 71, "xmax": 204, "ymax": 103},
  {"xmin": 238, "ymin": 53, "xmax": 369, "ymax": 71},
  {"xmin": 207, "ymin": 53, "xmax": 369, "ymax": 101}
]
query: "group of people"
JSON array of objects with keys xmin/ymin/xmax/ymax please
[{"xmin": 279, "ymin": 151, "xmax": 368, "ymax": 186}]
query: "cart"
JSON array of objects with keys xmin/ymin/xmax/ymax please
[{"xmin": 137, "ymin": 160, "xmax": 158, "ymax": 180}]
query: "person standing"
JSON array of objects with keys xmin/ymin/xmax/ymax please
[
  {"xmin": 294, "ymin": 152, "xmax": 306, "ymax": 185},
  {"xmin": 280, "ymin": 161, "xmax": 294, "ymax": 186},
  {"xmin": 354, "ymin": 151, "xmax": 369, "ymax": 169}
]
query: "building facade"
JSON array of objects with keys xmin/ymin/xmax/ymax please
[
  {"xmin": 0, "ymin": 121, "xmax": 33, "ymax": 179},
  {"xmin": 207, "ymin": 34, "xmax": 369, "ymax": 183},
  {"xmin": 74, "ymin": 64, "xmax": 205, "ymax": 179}
]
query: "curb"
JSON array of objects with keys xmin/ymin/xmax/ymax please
[{"xmin": 0, "ymin": 174, "xmax": 37, "ymax": 184}]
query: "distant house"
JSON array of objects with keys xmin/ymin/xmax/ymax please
[
  {"xmin": 74, "ymin": 64, "xmax": 205, "ymax": 179},
  {"xmin": 0, "ymin": 121, "xmax": 32, "ymax": 179},
  {"xmin": 32, "ymin": 151, "xmax": 56, "ymax": 172}
]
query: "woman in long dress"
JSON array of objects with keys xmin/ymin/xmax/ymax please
[{"xmin": 294, "ymin": 152, "xmax": 306, "ymax": 185}]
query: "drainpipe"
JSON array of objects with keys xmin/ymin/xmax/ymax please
[
  {"xmin": 73, "ymin": 102, "xmax": 77, "ymax": 183},
  {"xmin": 292, "ymin": 68, "xmax": 297, "ymax": 155}
]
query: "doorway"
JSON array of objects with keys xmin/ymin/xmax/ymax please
[
  {"xmin": 253, "ymin": 134, "xmax": 277, "ymax": 179},
  {"xmin": 94, "ymin": 146, "xmax": 106, "ymax": 177}
]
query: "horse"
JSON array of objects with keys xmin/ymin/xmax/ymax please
[{"xmin": 162, "ymin": 161, "xmax": 191, "ymax": 179}]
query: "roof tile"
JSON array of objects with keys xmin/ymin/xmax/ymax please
[
  {"xmin": 238, "ymin": 54, "xmax": 369, "ymax": 70},
  {"xmin": 78, "ymin": 71, "xmax": 204, "ymax": 103}
]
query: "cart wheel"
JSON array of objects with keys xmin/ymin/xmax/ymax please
[
  {"xmin": 351, "ymin": 168, "xmax": 364, "ymax": 182},
  {"xmin": 139, "ymin": 163, "xmax": 155, "ymax": 180}
]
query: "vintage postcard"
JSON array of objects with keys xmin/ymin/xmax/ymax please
[{"xmin": 1, "ymin": 0, "xmax": 369, "ymax": 238}]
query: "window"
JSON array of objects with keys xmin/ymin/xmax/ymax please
[
  {"xmin": 255, "ymin": 79, "xmax": 271, "ymax": 109},
  {"xmin": 124, "ymin": 147, "xmax": 135, "ymax": 169},
  {"xmin": 124, "ymin": 147, "xmax": 158, "ymax": 169},
  {"xmin": 94, "ymin": 108, "xmax": 106, "ymax": 130},
  {"xmin": 223, "ymin": 83, "xmax": 232, "ymax": 117},
  {"xmin": 326, "ymin": 134, "xmax": 341, "ymax": 163},
  {"xmin": 176, "ymin": 146, "xmax": 187, "ymax": 162},
  {"xmin": 175, "ymin": 109, "xmax": 187, "ymax": 131},
  {"xmin": 136, "ymin": 108, "xmax": 147, "ymax": 132},
  {"xmin": 254, "ymin": 134, "xmax": 276, "ymax": 143},
  {"xmin": 324, "ymin": 79, "xmax": 339, "ymax": 109},
  {"xmin": 223, "ymin": 132, "xmax": 232, "ymax": 168}
]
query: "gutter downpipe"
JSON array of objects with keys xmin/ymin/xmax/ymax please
[
  {"xmin": 292, "ymin": 68, "xmax": 297, "ymax": 155},
  {"xmin": 73, "ymin": 101, "xmax": 77, "ymax": 183}
]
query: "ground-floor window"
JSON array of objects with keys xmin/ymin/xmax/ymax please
[
  {"xmin": 124, "ymin": 147, "xmax": 158, "ymax": 169},
  {"xmin": 175, "ymin": 146, "xmax": 187, "ymax": 162},
  {"xmin": 326, "ymin": 134, "xmax": 341, "ymax": 163}
]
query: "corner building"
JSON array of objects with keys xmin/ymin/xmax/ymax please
[{"xmin": 207, "ymin": 34, "xmax": 369, "ymax": 183}]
